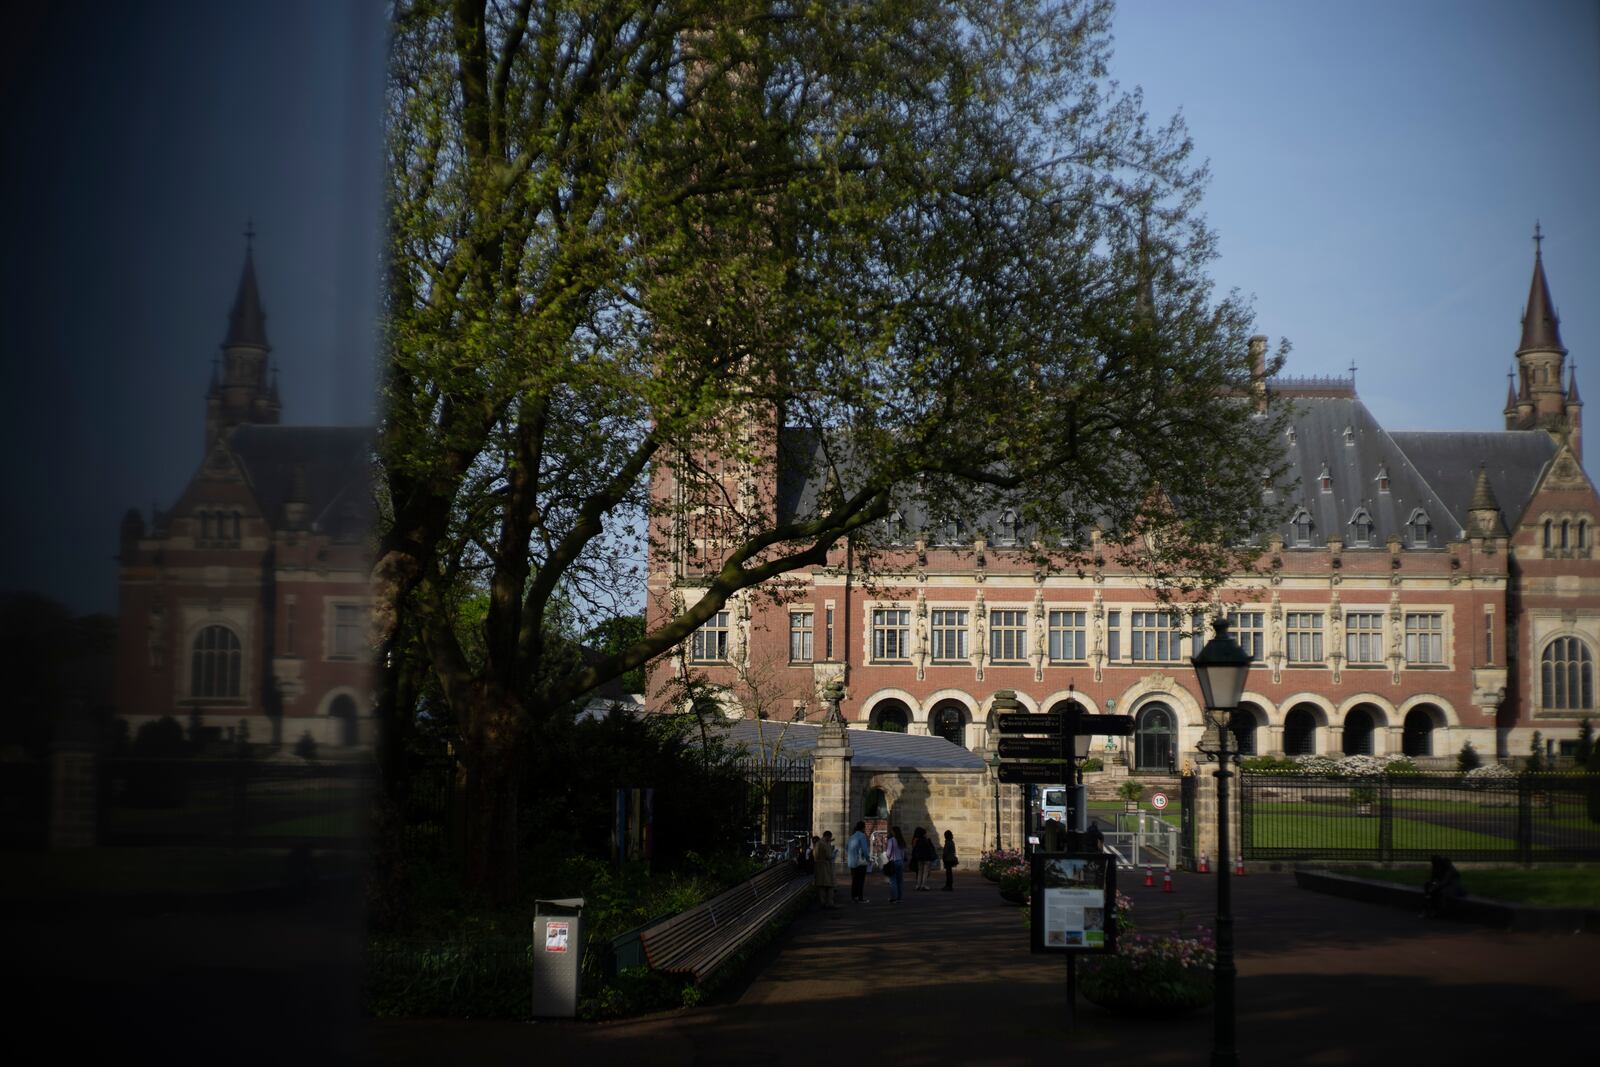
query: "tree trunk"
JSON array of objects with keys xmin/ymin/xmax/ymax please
[{"xmin": 459, "ymin": 688, "xmax": 526, "ymax": 902}]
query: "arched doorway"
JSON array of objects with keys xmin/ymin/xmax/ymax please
[
  {"xmin": 1342, "ymin": 705, "xmax": 1376, "ymax": 756},
  {"xmin": 1284, "ymin": 704, "xmax": 1318, "ymax": 755},
  {"xmin": 329, "ymin": 694, "xmax": 359, "ymax": 747},
  {"xmin": 869, "ymin": 699, "xmax": 911, "ymax": 732},
  {"xmin": 1230, "ymin": 703, "xmax": 1262, "ymax": 756},
  {"xmin": 1403, "ymin": 706, "xmax": 1437, "ymax": 756},
  {"xmin": 1134, "ymin": 703, "xmax": 1175, "ymax": 771},
  {"xmin": 928, "ymin": 700, "xmax": 967, "ymax": 747}
]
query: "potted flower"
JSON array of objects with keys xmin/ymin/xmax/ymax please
[
  {"xmin": 997, "ymin": 858, "xmax": 1031, "ymax": 904},
  {"xmin": 1117, "ymin": 780, "xmax": 1144, "ymax": 813},
  {"xmin": 1078, "ymin": 894, "xmax": 1215, "ymax": 1015},
  {"xmin": 980, "ymin": 848, "xmax": 1022, "ymax": 883}
]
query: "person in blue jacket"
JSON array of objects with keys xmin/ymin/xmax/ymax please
[{"xmin": 847, "ymin": 821, "xmax": 871, "ymax": 903}]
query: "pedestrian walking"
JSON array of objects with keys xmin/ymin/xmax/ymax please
[
  {"xmin": 911, "ymin": 827, "xmax": 937, "ymax": 891},
  {"xmin": 847, "ymin": 821, "xmax": 871, "ymax": 903},
  {"xmin": 812, "ymin": 832, "xmax": 837, "ymax": 909},
  {"xmin": 941, "ymin": 829, "xmax": 958, "ymax": 891},
  {"xmin": 884, "ymin": 826, "xmax": 907, "ymax": 902}
]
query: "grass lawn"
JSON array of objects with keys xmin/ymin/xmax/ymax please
[
  {"xmin": 1319, "ymin": 864, "xmax": 1600, "ymax": 908},
  {"xmin": 1248, "ymin": 814, "xmax": 1518, "ymax": 853}
]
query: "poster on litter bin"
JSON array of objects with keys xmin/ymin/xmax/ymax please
[
  {"xmin": 545, "ymin": 920, "xmax": 569, "ymax": 953},
  {"xmin": 1030, "ymin": 852, "xmax": 1116, "ymax": 954}
]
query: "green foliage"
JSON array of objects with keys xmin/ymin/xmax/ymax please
[
  {"xmin": 1587, "ymin": 730, "xmax": 1600, "ymax": 824},
  {"xmin": 294, "ymin": 731, "xmax": 318, "ymax": 761},
  {"xmin": 1458, "ymin": 741, "xmax": 1482, "ymax": 773},
  {"xmin": 131, "ymin": 715, "xmax": 188, "ymax": 758},
  {"xmin": 1526, "ymin": 730, "xmax": 1545, "ymax": 774},
  {"xmin": 1080, "ymin": 757, "xmax": 1104, "ymax": 773},
  {"xmin": 1117, "ymin": 780, "xmax": 1145, "ymax": 803},
  {"xmin": 584, "ymin": 616, "xmax": 647, "ymax": 694},
  {"xmin": 1241, "ymin": 755, "xmax": 1297, "ymax": 773}
]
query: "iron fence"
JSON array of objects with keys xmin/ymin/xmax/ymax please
[
  {"xmin": 733, "ymin": 756, "xmax": 813, "ymax": 855},
  {"xmin": 1240, "ymin": 771, "xmax": 1600, "ymax": 863}
]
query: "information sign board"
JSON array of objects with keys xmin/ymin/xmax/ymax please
[
  {"xmin": 996, "ymin": 713, "xmax": 1062, "ymax": 735},
  {"xmin": 997, "ymin": 736, "xmax": 1064, "ymax": 759},
  {"xmin": 1030, "ymin": 852, "xmax": 1118, "ymax": 954},
  {"xmin": 998, "ymin": 762, "xmax": 1068, "ymax": 784}
]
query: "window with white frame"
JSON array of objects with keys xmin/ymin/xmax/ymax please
[
  {"xmin": 789, "ymin": 611, "xmax": 813, "ymax": 662},
  {"xmin": 1348, "ymin": 508, "xmax": 1374, "ymax": 547},
  {"xmin": 1290, "ymin": 508, "xmax": 1314, "ymax": 546},
  {"xmin": 931, "ymin": 609, "xmax": 968, "ymax": 661},
  {"xmin": 331, "ymin": 604, "xmax": 363, "ymax": 659},
  {"xmin": 1048, "ymin": 610, "xmax": 1087, "ymax": 662},
  {"xmin": 989, "ymin": 609, "xmax": 1028, "ymax": 662},
  {"xmin": 872, "ymin": 608, "xmax": 911, "ymax": 661},
  {"xmin": 1131, "ymin": 611, "xmax": 1182, "ymax": 662},
  {"xmin": 1405, "ymin": 509, "xmax": 1432, "ymax": 548},
  {"xmin": 1285, "ymin": 612, "xmax": 1324, "ymax": 665},
  {"xmin": 191, "ymin": 625, "xmax": 242, "ymax": 698},
  {"xmin": 1541, "ymin": 636, "xmax": 1594, "ymax": 710},
  {"xmin": 1404, "ymin": 613, "xmax": 1444, "ymax": 665},
  {"xmin": 1226, "ymin": 610, "xmax": 1264, "ymax": 661},
  {"xmin": 1105, "ymin": 610, "xmax": 1121, "ymax": 661},
  {"xmin": 1345, "ymin": 612, "xmax": 1384, "ymax": 665},
  {"xmin": 691, "ymin": 610, "xmax": 730, "ymax": 662}
]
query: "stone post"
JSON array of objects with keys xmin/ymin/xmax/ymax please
[
  {"xmin": 811, "ymin": 681, "xmax": 854, "ymax": 871},
  {"xmin": 1190, "ymin": 760, "xmax": 1244, "ymax": 869}
]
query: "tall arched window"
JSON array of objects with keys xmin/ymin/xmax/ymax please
[
  {"xmin": 1544, "ymin": 520, "xmax": 1553, "ymax": 550},
  {"xmin": 1542, "ymin": 637, "xmax": 1594, "ymax": 710},
  {"xmin": 191, "ymin": 625, "xmax": 242, "ymax": 698},
  {"xmin": 869, "ymin": 700, "xmax": 910, "ymax": 732},
  {"xmin": 929, "ymin": 701, "xmax": 966, "ymax": 747},
  {"xmin": 1134, "ymin": 703, "xmax": 1175, "ymax": 771},
  {"xmin": 1405, "ymin": 509, "xmax": 1432, "ymax": 547},
  {"xmin": 1348, "ymin": 508, "xmax": 1374, "ymax": 547},
  {"xmin": 1283, "ymin": 705, "xmax": 1318, "ymax": 755}
]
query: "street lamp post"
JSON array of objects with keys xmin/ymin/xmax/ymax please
[
  {"xmin": 989, "ymin": 750, "xmax": 1002, "ymax": 850},
  {"xmin": 1190, "ymin": 616, "xmax": 1252, "ymax": 1067}
]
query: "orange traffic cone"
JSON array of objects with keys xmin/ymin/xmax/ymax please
[
  {"xmin": 1161, "ymin": 867, "xmax": 1174, "ymax": 893},
  {"xmin": 1197, "ymin": 852, "xmax": 1210, "ymax": 874},
  {"xmin": 1235, "ymin": 855, "xmax": 1246, "ymax": 876},
  {"xmin": 1143, "ymin": 865, "xmax": 1154, "ymax": 887}
]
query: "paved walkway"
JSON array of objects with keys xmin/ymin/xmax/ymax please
[{"xmin": 370, "ymin": 868, "xmax": 1599, "ymax": 1065}]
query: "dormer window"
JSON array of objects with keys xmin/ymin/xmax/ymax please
[
  {"xmin": 1405, "ymin": 508, "xmax": 1432, "ymax": 548},
  {"xmin": 887, "ymin": 510, "xmax": 904, "ymax": 544},
  {"xmin": 1291, "ymin": 508, "xmax": 1314, "ymax": 546},
  {"xmin": 1349, "ymin": 508, "xmax": 1374, "ymax": 546},
  {"xmin": 998, "ymin": 509, "xmax": 1020, "ymax": 545},
  {"xmin": 1287, "ymin": 427, "xmax": 1297, "ymax": 445},
  {"xmin": 943, "ymin": 517, "xmax": 963, "ymax": 545},
  {"xmin": 1343, "ymin": 425, "xmax": 1354, "ymax": 445},
  {"xmin": 1376, "ymin": 466, "xmax": 1390, "ymax": 493},
  {"xmin": 1319, "ymin": 464, "xmax": 1332, "ymax": 493}
]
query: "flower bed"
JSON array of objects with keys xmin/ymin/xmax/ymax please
[
  {"xmin": 1077, "ymin": 893, "xmax": 1215, "ymax": 1015},
  {"xmin": 979, "ymin": 848, "xmax": 1025, "ymax": 883}
]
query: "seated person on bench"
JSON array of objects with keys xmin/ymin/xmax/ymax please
[{"xmin": 1421, "ymin": 854, "xmax": 1465, "ymax": 917}]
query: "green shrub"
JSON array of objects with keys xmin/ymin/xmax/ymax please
[
  {"xmin": 1080, "ymin": 757, "xmax": 1104, "ymax": 773},
  {"xmin": 1117, "ymin": 781, "xmax": 1144, "ymax": 803},
  {"xmin": 1241, "ymin": 755, "xmax": 1297, "ymax": 773},
  {"xmin": 1457, "ymin": 741, "xmax": 1481, "ymax": 773}
]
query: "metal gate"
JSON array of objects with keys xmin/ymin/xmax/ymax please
[{"xmin": 734, "ymin": 756, "xmax": 813, "ymax": 856}]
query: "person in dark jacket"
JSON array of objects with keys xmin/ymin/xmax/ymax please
[
  {"xmin": 911, "ymin": 827, "xmax": 937, "ymax": 890},
  {"xmin": 941, "ymin": 829, "xmax": 959, "ymax": 891}
]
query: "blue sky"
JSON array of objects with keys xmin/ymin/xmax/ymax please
[
  {"xmin": 2, "ymin": 1, "xmax": 1595, "ymax": 614},
  {"xmin": 1109, "ymin": 0, "xmax": 1600, "ymax": 432}
]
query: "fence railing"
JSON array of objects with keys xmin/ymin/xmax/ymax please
[
  {"xmin": 1240, "ymin": 771, "xmax": 1600, "ymax": 863},
  {"xmin": 1101, "ymin": 811, "xmax": 1180, "ymax": 870},
  {"xmin": 733, "ymin": 756, "xmax": 813, "ymax": 854}
]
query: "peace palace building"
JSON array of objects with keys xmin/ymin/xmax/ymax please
[
  {"xmin": 648, "ymin": 239, "xmax": 1597, "ymax": 769},
  {"xmin": 113, "ymin": 239, "xmax": 374, "ymax": 749}
]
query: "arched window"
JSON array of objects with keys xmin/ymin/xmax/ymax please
[
  {"xmin": 1229, "ymin": 707, "xmax": 1259, "ymax": 756},
  {"xmin": 998, "ymin": 509, "xmax": 1020, "ymax": 545},
  {"xmin": 1342, "ymin": 706, "xmax": 1376, "ymax": 756},
  {"xmin": 1561, "ymin": 520, "xmax": 1571, "ymax": 550},
  {"xmin": 1580, "ymin": 520, "xmax": 1589, "ymax": 550},
  {"xmin": 1544, "ymin": 520, "xmax": 1554, "ymax": 550},
  {"xmin": 1348, "ymin": 508, "xmax": 1374, "ymax": 546},
  {"xmin": 1541, "ymin": 637, "xmax": 1595, "ymax": 710},
  {"xmin": 1405, "ymin": 509, "xmax": 1432, "ymax": 547},
  {"xmin": 1134, "ymin": 703, "xmax": 1175, "ymax": 771},
  {"xmin": 199, "ymin": 511, "xmax": 213, "ymax": 541},
  {"xmin": 1402, "ymin": 707, "xmax": 1435, "ymax": 757},
  {"xmin": 869, "ymin": 700, "xmax": 910, "ymax": 732},
  {"xmin": 1291, "ymin": 508, "xmax": 1314, "ymax": 546},
  {"xmin": 329, "ymin": 694, "xmax": 359, "ymax": 747},
  {"xmin": 191, "ymin": 625, "xmax": 242, "ymax": 698},
  {"xmin": 863, "ymin": 788, "xmax": 889, "ymax": 818},
  {"xmin": 1283, "ymin": 705, "xmax": 1317, "ymax": 755},
  {"xmin": 929, "ymin": 701, "xmax": 966, "ymax": 747},
  {"xmin": 230, "ymin": 511, "xmax": 242, "ymax": 541}
]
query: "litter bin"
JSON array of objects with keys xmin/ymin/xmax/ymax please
[{"xmin": 532, "ymin": 897, "xmax": 585, "ymax": 1018}]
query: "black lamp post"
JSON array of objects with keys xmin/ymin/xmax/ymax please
[
  {"xmin": 989, "ymin": 750, "xmax": 1002, "ymax": 850},
  {"xmin": 1190, "ymin": 616, "xmax": 1251, "ymax": 1067}
]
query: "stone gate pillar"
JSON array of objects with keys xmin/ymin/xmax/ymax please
[
  {"xmin": 1190, "ymin": 763, "xmax": 1245, "ymax": 869},
  {"xmin": 811, "ymin": 681, "xmax": 854, "ymax": 866}
]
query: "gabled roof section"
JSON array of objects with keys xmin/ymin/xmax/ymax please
[
  {"xmin": 1275, "ymin": 397, "xmax": 1457, "ymax": 547},
  {"xmin": 227, "ymin": 425, "xmax": 373, "ymax": 531},
  {"xmin": 1388, "ymin": 430, "xmax": 1557, "ymax": 532}
]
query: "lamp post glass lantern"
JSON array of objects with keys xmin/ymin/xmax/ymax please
[{"xmin": 1190, "ymin": 616, "xmax": 1251, "ymax": 1067}]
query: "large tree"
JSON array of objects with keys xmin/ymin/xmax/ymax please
[{"xmin": 377, "ymin": 0, "xmax": 1288, "ymax": 896}]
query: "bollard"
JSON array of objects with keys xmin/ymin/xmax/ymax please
[
  {"xmin": 1235, "ymin": 855, "xmax": 1246, "ymax": 876},
  {"xmin": 1161, "ymin": 867, "xmax": 1174, "ymax": 893},
  {"xmin": 1143, "ymin": 865, "xmax": 1154, "ymax": 887},
  {"xmin": 1198, "ymin": 851, "xmax": 1210, "ymax": 874}
]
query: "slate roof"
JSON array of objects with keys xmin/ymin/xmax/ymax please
[
  {"xmin": 1388, "ymin": 430, "xmax": 1556, "ymax": 532},
  {"xmin": 228, "ymin": 425, "xmax": 374, "ymax": 535},
  {"xmin": 724, "ymin": 719, "xmax": 989, "ymax": 771}
]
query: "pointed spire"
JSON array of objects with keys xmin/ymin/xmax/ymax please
[
  {"xmin": 1504, "ymin": 368, "xmax": 1518, "ymax": 414},
  {"xmin": 223, "ymin": 223, "xmax": 270, "ymax": 350},
  {"xmin": 1568, "ymin": 362, "xmax": 1583, "ymax": 406},
  {"xmin": 1469, "ymin": 465, "xmax": 1509, "ymax": 538},
  {"xmin": 1518, "ymin": 221, "xmax": 1565, "ymax": 354}
]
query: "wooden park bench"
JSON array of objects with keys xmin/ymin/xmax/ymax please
[{"xmin": 638, "ymin": 861, "xmax": 812, "ymax": 983}]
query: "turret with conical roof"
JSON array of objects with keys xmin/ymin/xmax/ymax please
[
  {"xmin": 206, "ymin": 225, "xmax": 282, "ymax": 449},
  {"xmin": 1566, "ymin": 363, "xmax": 1583, "ymax": 462},
  {"xmin": 1512, "ymin": 223, "xmax": 1569, "ymax": 433},
  {"xmin": 1467, "ymin": 465, "xmax": 1508, "ymax": 539}
]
